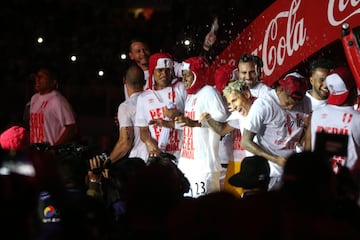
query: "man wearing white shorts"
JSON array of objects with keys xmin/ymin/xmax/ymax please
[{"xmin": 175, "ymin": 56, "xmax": 229, "ymax": 198}]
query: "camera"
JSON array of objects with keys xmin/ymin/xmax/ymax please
[
  {"xmin": 90, "ymin": 152, "xmax": 111, "ymax": 175},
  {"xmin": 147, "ymin": 151, "xmax": 178, "ymax": 166}
]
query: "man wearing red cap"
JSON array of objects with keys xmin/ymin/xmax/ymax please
[
  {"xmin": 124, "ymin": 30, "xmax": 218, "ymax": 100},
  {"xmin": 241, "ymin": 72, "xmax": 311, "ymax": 190},
  {"xmin": 304, "ymin": 66, "xmax": 360, "ymax": 174},
  {"xmin": 135, "ymin": 52, "xmax": 187, "ymax": 161},
  {"xmin": 175, "ymin": 56, "xmax": 229, "ymax": 198}
]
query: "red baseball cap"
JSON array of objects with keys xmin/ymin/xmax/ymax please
[
  {"xmin": 214, "ymin": 64, "xmax": 236, "ymax": 94},
  {"xmin": 148, "ymin": 52, "xmax": 173, "ymax": 89},
  {"xmin": 278, "ymin": 72, "xmax": 308, "ymax": 100},
  {"xmin": 326, "ymin": 66, "xmax": 356, "ymax": 106}
]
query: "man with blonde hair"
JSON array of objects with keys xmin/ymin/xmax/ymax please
[{"xmin": 199, "ymin": 80, "xmax": 256, "ymax": 197}]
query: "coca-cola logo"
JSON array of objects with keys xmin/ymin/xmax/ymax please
[
  {"xmin": 213, "ymin": 0, "xmax": 360, "ymax": 83},
  {"xmin": 328, "ymin": 0, "xmax": 360, "ymax": 26},
  {"xmin": 260, "ymin": 0, "xmax": 306, "ymax": 76}
]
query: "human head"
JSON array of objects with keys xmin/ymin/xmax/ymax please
[
  {"xmin": 237, "ymin": 53, "xmax": 263, "ymax": 88},
  {"xmin": 128, "ymin": 39, "xmax": 151, "ymax": 71},
  {"xmin": 214, "ymin": 64, "xmax": 236, "ymax": 95},
  {"xmin": 106, "ymin": 157, "xmax": 146, "ymax": 205},
  {"xmin": 277, "ymin": 72, "xmax": 308, "ymax": 110},
  {"xmin": 181, "ymin": 56, "xmax": 209, "ymax": 94},
  {"xmin": 309, "ymin": 58, "xmax": 334, "ymax": 100},
  {"xmin": 228, "ymin": 155, "xmax": 270, "ymax": 191},
  {"xmin": 282, "ymin": 151, "xmax": 337, "ymax": 208},
  {"xmin": 124, "ymin": 64, "xmax": 146, "ymax": 91},
  {"xmin": 223, "ymin": 80, "xmax": 253, "ymax": 116},
  {"xmin": 148, "ymin": 52, "xmax": 174, "ymax": 90},
  {"xmin": 33, "ymin": 66, "xmax": 59, "ymax": 95},
  {"xmin": 326, "ymin": 66, "xmax": 357, "ymax": 106}
]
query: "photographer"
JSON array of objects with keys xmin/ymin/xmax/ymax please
[
  {"xmin": 86, "ymin": 153, "xmax": 147, "ymax": 236},
  {"xmin": 23, "ymin": 141, "xmax": 111, "ymax": 239}
]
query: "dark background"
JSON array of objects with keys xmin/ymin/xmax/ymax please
[{"xmin": 0, "ymin": 0, "xmax": 276, "ymax": 148}]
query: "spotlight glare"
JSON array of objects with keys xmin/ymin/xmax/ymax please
[
  {"xmin": 184, "ymin": 39, "xmax": 191, "ymax": 46},
  {"xmin": 70, "ymin": 55, "xmax": 77, "ymax": 62},
  {"xmin": 37, "ymin": 37, "xmax": 44, "ymax": 44},
  {"xmin": 120, "ymin": 53, "xmax": 127, "ymax": 60},
  {"xmin": 98, "ymin": 70, "xmax": 104, "ymax": 77}
]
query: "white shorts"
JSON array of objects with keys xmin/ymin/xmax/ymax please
[{"xmin": 183, "ymin": 171, "xmax": 221, "ymax": 198}]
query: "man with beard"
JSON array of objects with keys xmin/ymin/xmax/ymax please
[
  {"xmin": 236, "ymin": 53, "xmax": 271, "ymax": 98},
  {"xmin": 305, "ymin": 58, "xmax": 335, "ymax": 111}
]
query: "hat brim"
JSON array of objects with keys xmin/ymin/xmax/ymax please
[
  {"xmin": 228, "ymin": 172, "xmax": 265, "ymax": 189},
  {"xmin": 228, "ymin": 172, "xmax": 246, "ymax": 187},
  {"xmin": 327, "ymin": 91, "xmax": 349, "ymax": 105}
]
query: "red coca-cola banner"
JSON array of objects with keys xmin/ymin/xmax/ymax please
[{"xmin": 210, "ymin": 0, "xmax": 360, "ymax": 86}]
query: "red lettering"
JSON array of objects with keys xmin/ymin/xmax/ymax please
[
  {"xmin": 166, "ymin": 129, "xmax": 180, "ymax": 152},
  {"xmin": 30, "ymin": 112, "xmax": 45, "ymax": 143},
  {"xmin": 181, "ymin": 126, "xmax": 194, "ymax": 159},
  {"xmin": 149, "ymin": 107, "xmax": 165, "ymax": 120},
  {"xmin": 233, "ymin": 129, "xmax": 244, "ymax": 150},
  {"xmin": 316, "ymin": 125, "xmax": 349, "ymax": 135}
]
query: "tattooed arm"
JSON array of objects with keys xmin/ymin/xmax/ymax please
[
  {"xmin": 109, "ymin": 126, "xmax": 134, "ymax": 163},
  {"xmin": 198, "ymin": 112, "xmax": 234, "ymax": 136}
]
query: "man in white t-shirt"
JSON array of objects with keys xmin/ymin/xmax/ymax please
[
  {"xmin": 109, "ymin": 64, "xmax": 148, "ymax": 163},
  {"xmin": 241, "ymin": 72, "xmax": 311, "ymax": 190},
  {"xmin": 175, "ymin": 56, "xmax": 229, "ymax": 198},
  {"xmin": 304, "ymin": 66, "xmax": 360, "ymax": 174},
  {"xmin": 305, "ymin": 58, "xmax": 334, "ymax": 111},
  {"xmin": 135, "ymin": 53, "xmax": 187, "ymax": 161},
  {"xmin": 199, "ymin": 80, "xmax": 256, "ymax": 197},
  {"xmin": 29, "ymin": 66, "xmax": 78, "ymax": 146},
  {"xmin": 236, "ymin": 53, "xmax": 271, "ymax": 98}
]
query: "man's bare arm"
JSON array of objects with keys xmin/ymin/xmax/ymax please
[
  {"xmin": 303, "ymin": 120, "xmax": 312, "ymax": 151},
  {"xmin": 241, "ymin": 129, "xmax": 286, "ymax": 167},
  {"xmin": 199, "ymin": 113, "xmax": 234, "ymax": 136},
  {"xmin": 139, "ymin": 126, "xmax": 161, "ymax": 156},
  {"xmin": 109, "ymin": 126, "xmax": 134, "ymax": 163}
]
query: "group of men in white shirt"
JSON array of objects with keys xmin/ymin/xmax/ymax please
[{"xmin": 111, "ymin": 42, "xmax": 360, "ymax": 199}]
